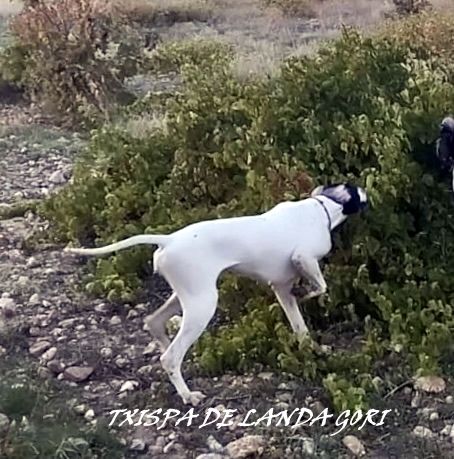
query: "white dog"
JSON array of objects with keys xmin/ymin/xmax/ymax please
[{"xmin": 65, "ymin": 183, "xmax": 367, "ymax": 406}]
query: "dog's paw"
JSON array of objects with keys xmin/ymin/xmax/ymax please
[{"xmin": 183, "ymin": 391, "xmax": 206, "ymax": 406}]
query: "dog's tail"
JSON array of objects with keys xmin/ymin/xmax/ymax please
[{"xmin": 64, "ymin": 234, "xmax": 171, "ymax": 256}]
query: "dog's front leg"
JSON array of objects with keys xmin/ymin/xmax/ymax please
[
  {"xmin": 290, "ymin": 252, "xmax": 327, "ymax": 302},
  {"xmin": 272, "ymin": 283, "xmax": 309, "ymax": 338}
]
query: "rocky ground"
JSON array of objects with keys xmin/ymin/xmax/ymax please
[{"xmin": 1, "ymin": 100, "xmax": 454, "ymax": 459}]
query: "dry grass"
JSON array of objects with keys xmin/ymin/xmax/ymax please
[
  {"xmin": 0, "ymin": 1, "xmax": 23, "ymax": 17},
  {"xmin": 111, "ymin": 0, "xmax": 214, "ymax": 24}
]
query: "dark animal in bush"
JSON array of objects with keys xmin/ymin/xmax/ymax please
[
  {"xmin": 65, "ymin": 184, "xmax": 367, "ymax": 406},
  {"xmin": 436, "ymin": 117, "xmax": 454, "ymax": 189}
]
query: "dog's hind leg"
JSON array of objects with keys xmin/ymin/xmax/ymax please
[
  {"xmin": 144, "ymin": 292, "xmax": 181, "ymax": 352},
  {"xmin": 160, "ymin": 288, "xmax": 218, "ymax": 406},
  {"xmin": 272, "ymin": 283, "xmax": 309, "ymax": 337}
]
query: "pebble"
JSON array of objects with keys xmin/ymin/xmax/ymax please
[
  {"xmin": 302, "ymin": 436, "xmax": 315, "ymax": 455},
  {"xmin": 412, "ymin": 426, "xmax": 434, "ymax": 438},
  {"xmin": 110, "ymin": 315, "xmax": 122, "ymax": 325},
  {"xmin": 414, "ymin": 375, "xmax": 446, "ymax": 394},
  {"xmin": 225, "ymin": 435, "xmax": 265, "ymax": 458},
  {"xmin": 63, "ymin": 366, "xmax": 94, "ymax": 382},
  {"xmin": 40, "ymin": 346, "xmax": 57, "ymax": 362},
  {"xmin": 29, "ymin": 340, "xmax": 51, "ymax": 357},
  {"xmin": 49, "ymin": 170, "xmax": 66, "ymax": 184},
  {"xmin": 84, "ymin": 409, "xmax": 95, "ymax": 421},
  {"xmin": 0, "ymin": 413, "xmax": 10, "ymax": 435},
  {"xmin": 129, "ymin": 439, "xmax": 147, "ymax": 451},
  {"xmin": 119, "ymin": 380, "xmax": 139, "ymax": 392},
  {"xmin": 342, "ymin": 435, "xmax": 366, "ymax": 457}
]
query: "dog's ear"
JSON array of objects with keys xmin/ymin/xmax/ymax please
[
  {"xmin": 311, "ymin": 185, "xmax": 324, "ymax": 197},
  {"xmin": 342, "ymin": 186, "xmax": 367, "ymax": 215}
]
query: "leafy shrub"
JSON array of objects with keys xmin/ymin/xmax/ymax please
[
  {"xmin": 45, "ymin": 24, "xmax": 454, "ymax": 410},
  {"xmin": 5, "ymin": 0, "xmax": 145, "ymax": 123},
  {"xmin": 0, "ymin": 42, "xmax": 27, "ymax": 87},
  {"xmin": 382, "ymin": 11, "xmax": 454, "ymax": 63},
  {"xmin": 145, "ymin": 38, "xmax": 233, "ymax": 74}
]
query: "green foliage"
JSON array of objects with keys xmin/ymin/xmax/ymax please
[
  {"xmin": 145, "ymin": 38, "xmax": 234, "ymax": 74},
  {"xmin": 0, "ymin": 365, "xmax": 123, "ymax": 459},
  {"xmin": 0, "ymin": 42, "xmax": 27, "ymax": 87},
  {"xmin": 45, "ymin": 25, "xmax": 454, "ymax": 411}
]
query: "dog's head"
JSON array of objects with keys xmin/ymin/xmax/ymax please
[
  {"xmin": 436, "ymin": 116, "xmax": 454, "ymax": 172},
  {"xmin": 311, "ymin": 183, "xmax": 368, "ymax": 215}
]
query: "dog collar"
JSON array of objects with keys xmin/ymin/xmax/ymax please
[{"xmin": 312, "ymin": 197, "xmax": 332, "ymax": 232}]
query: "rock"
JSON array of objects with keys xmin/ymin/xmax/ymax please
[
  {"xmin": 127, "ymin": 309, "xmax": 139, "ymax": 320},
  {"xmin": 63, "ymin": 366, "xmax": 94, "ymax": 382},
  {"xmin": 257, "ymin": 372, "xmax": 274, "ymax": 381},
  {"xmin": 440, "ymin": 424, "xmax": 454, "ymax": 438},
  {"xmin": 40, "ymin": 346, "xmax": 57, "ymax": 362},
  {"xmin": 26, "ymin": 257, "xmax": 39, "ymax": 268},
  {"xmin": 138, "ymin": 365, "xmax": 153, "ymax": 376},
  {"xmin": 167, "ymin": 315, "xmax": 182, "ymax": 332},
  {"xmin": 0, "ymin": 297, "xmax": 16, "ymax": 317},
  {"xmin": 29, "ymin": 327, "xmax": 41, "ymax": 337},
  {"xmin": 429, "ymin": 412, "xmax": 439, "ymax": 421},
  {"xmin": 119, "ymin": 381, "xmax": 139, "ymax": 392},
  {"xmin": 28, "ymin": 293, "xmax": 40, "ymax": 305},
  {"xmin": 414, "ymin": 376, "xmax": 446, "ymax": 394},
  {"xmin": 74, "ymin": 404, "xmax": 87, "ymax": 415},
  {"xmin": 411, "ymin": 392, "xmax": 422, "ymax": 408},
  {"xmin": 47, "ymin": 359, "xmax": 65, "ymax": 374},
  {"xmin": 130, "ymin": 439, "xmax": 147, "ymax": 452},
  {"xmin": 17, "ymin": 276, "xmax": 29, "ymax": 286},
  {"xmin": 84, "ymin": 409, "xmax": 95, "ymax": 421},
  {"xmin": 196, "ymin": 455, "xmax": 225, "ymax": 459},
  {"xmin": 412, "ymin": 426, "xmax": 434, "ymax": 438},
  {"xmin": 114, "ymin": 357, "xmax": 128, "ymax": 369},
  {"xmin": 225, "ymin": 435, "xmax": 266, "ymax": 458},
  {"xmin": 29, "ymin": 340, "xmax": 51, "ymax": 357},
  {"xmin": 100, "ymin": 347, "xmax": 113, "ymax": 358},
  {"xmin": 207, "ymin": 435, "xmax": 224, "ymax": 453},
  {"xmin": 110, "ymin": 315, "xmax": 122, "ymax": 326},
  {"xmin": 342, "ymin": 435, "xmax": 366, "ymax": 457},
  {"xmin": 59, "ymin": 318, "xmax": 77, "ymax": 328},
  {"xmin": 0, "ymin": 413, "xmax": 10, "ymax": 435},
  {"xmin": 49, "ymin": 170, "xmax": 66, "ymax": 184},
  {"xmin": 302, "ymin": 437, "xmax": 315, "ymax": 456},
  {"xmin": 94, "ymin": 303, "xmax": 110, "ymax": 314},
  {"xmin": 143, "ymin": 342, "xmax": 157, "ymax": 356},
  {"xmin": 446, "ymin": 395, "xmax": 453, "ymax": 404}
]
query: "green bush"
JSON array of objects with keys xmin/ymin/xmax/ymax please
[
  {"xmin": 45, "ymin": 27, "xmax": 454, "ymax": 410},
  {"xmin": 0, "ymin": 363, "xmax": 123, "ymax": 459},
  {"xmin": 3, "ymin": 0, "xmax": 145, "ymax": 124}
]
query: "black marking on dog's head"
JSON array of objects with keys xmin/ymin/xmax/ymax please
[
  {"xmin": 311, "ymin": 183, "xmax": 368, "ymax": 215},
  {"xmin": 436, "ymin": 116, "xmax": 454, "ymax": 173}
]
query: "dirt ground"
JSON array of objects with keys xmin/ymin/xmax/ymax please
[{"xmin": 1, "ymin": 1, "xmax": 454, "ymax": 458}]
